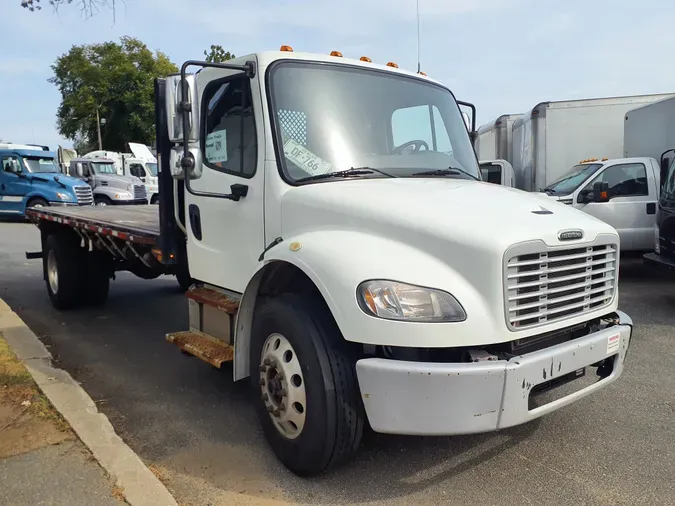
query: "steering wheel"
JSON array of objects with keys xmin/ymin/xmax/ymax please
[{"xmin": 394, "ymin": 140, "xmax": 429, "ymax": 154}]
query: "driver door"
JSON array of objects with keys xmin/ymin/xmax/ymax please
[
  {"xmin": 0, "ymin": 155, "xmax": 29, "ymax": 214},
  {"xmin": 185, "ymin": 64, "xmax": 265, "ymax": 293},
  {"xmin": 576, "ymin": 162, "xmax": 654, "ymax": 250}
]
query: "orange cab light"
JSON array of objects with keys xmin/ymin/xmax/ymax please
[
  {"xmin": 330, "ymin": 50, "xmax": 343, "ymax": 57},
  {"xmin": 360, "ymin": 56, "xmax": 372, "ymax": 62},
  {"xmin": 418, "ymin": 71, "xmax": 427, "ymax": 76},
  {"xmin": 387, "ymin": 61, "xmax": 399, "ymax": 68},
  {"xmin": 280, "ymin": 45, "xmax": 293, "ymax": 52},
  {"xmin": 602, "ymin": 157, "xmax": 608, "ymax": 161}
]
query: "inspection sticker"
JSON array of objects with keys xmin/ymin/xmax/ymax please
[
  {"xmin": 205, "ymin": 130, "xmax": 228, "ymax": 163},
  {"xmin": 283, "ymin": 138, "xmax": 332, "ymax": 175},
  {"xmin": 607, "ymin": 333, "xmax": 620, "ymax": 354}
]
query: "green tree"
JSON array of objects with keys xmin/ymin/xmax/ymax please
[
  {"xmin": 204, "ymin": 45, "xmax": 235, "ymax": 63},
  {"xmin": 50, "ymin": 36, "xmax": 178, "ymax": 152}
]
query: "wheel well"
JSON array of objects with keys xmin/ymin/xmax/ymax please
[
  {"xmin": 26, "ymin": 195, "xmax": 47, "ymax": 207},
  {"xmin": 233, "ymin": 261, "xmax": 327, "ymax": 382}
]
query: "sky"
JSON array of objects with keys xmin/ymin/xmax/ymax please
[{"xmin": 3, "ymin": 0, "xmax": 675, "ymax": 151}]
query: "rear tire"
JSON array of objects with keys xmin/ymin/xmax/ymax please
[
  {"xmin": 44, "ymin": 232, "xmax": 85, "ymax": 310},
  {"xmin": 250, "ymin": 294, "xmax": 364, "ymax": 476},
  {"xmin": 150, "ymin": 195, "xmax": 160, "ymax": 205}
]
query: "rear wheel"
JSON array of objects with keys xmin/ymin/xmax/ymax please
[
  {"xmin": 44, "ymin": 233, "xmax": 85, "ymax": 310},
  {"xmin": 94, "ymin": 195, "xmax": 112, "ymax": 206},
  {"xmin": 250, "ymin": 294, "xmax": 364, "ymax": 476},
  {"xmin": 150, "ymin": 194, "xmax": 160, "ymax": 205}
]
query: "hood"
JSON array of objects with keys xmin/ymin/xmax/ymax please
[
  {"xmin": 95, "ymin": 173, "xmax": 143, "ymax": 189},
  {"xmin": 280, "ymin": 178, "xmax": 616, "ymax": 253},
  {"xmin": 28, "ymin": 173, "xmax": 88, "ymax": 190}
]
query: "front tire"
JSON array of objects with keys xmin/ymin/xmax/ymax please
[
  {"xmin": 250, "ymin": 294, "xmax": 364, "ymax": 476},
  {"xmin": 94, "ymin": 195, "xmax": 112, "ymax": 206},
  {"xmin": 44, "ymin": 232, "xmax": 85, "ymax": 310}
]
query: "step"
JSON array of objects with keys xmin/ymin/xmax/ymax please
[
  {"xmin": 166, "ymin": 330, "xmax": 234, "ymax": 368},
  {"xmin": 186, "ymin": 285, "xmax": 240, "ymax": 314}
]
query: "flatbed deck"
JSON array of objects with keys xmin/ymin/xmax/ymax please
[{"xmin": 27, "ymin": 205, "xmax": 160, "ymax": 245}]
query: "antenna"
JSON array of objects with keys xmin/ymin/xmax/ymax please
[{"xmin": 416, "ymin": 0, "xmax": 421, "ymax": 73}]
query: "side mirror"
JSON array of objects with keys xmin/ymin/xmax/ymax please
[
  {"xmin": 592, "ymin": 181, "xmax": 610, "ymax": 203},
  {"xmin": 169, "ymin": 146, "xmax": 202, "ymax": 180},
  {"xmin": 75, "ymin": 163, "xmax": 84, "ymax": 178},
  {"xmin": 166, "ymin": 73, "xmax": 199, "ymax": 144}
]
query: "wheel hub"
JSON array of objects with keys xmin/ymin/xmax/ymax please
[{"xmin": 259, "ymin": 333, "xmax": 306, "ymax": 439}]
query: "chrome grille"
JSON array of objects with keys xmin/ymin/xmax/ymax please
[
  {"xmin": 133, "ymin": 185, "xmax": 147, "ymax": 200},
  {"xmin": 505, "ymin": 243, "xmax": 617, "ymax": 330},
  {"xmin": 74, "ymin": 185, "xmax": 93, "ymax": 206}
]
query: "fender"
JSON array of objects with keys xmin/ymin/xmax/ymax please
[{"xmin": 232, "ymin": 229, "xmax": 491, "ymax": 381}]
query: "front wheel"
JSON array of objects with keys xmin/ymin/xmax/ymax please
[
  {"xmin": 250, "ymin": 294, "xmax": 365, "ymax": 476},
  {"xmin": 94, "ymin": 195, "xmax": 112, "ymax": 206}
]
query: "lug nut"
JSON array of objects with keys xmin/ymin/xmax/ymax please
[
  {"xmin": 276, "ymin": 373, "xmax": 284, "ymax": 380},
  {"xmin": 261, "ymin": 393, "xmax": 268, "ymax": 401},
  {"xmin": 273, "ymin": 408, "xmax": 281, "ymax": 417},
  {"xmin": 279, "ymin": 403, "xmax": 286, "ymax": 411},
  {"xmin": 267, "ymin": 405, "xmax": 274, "ymax": 413},
  {"xmin": 259, "ymin": 378, "xmax": 266, "ymax": 386},
  {"xmin": 263, "ymin": 358, "xmax": 271, "ymax": 366},
  {"xmin": 258, "ymin": 365, "xmax": 266, "ymax": 372},
  {"xmin": 279, "ymin": 388, "xmax": 287, "ymax": 396}
]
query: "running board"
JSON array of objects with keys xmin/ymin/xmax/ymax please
[{"xmin": 166, "ymin": 330, "xmax": 234, "ymax": 368}]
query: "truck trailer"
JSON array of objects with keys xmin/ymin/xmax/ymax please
[
  {"xmin": 475, "ymin": 113, "xmax": 521, "ymax": 164},
  {"xmin": 25, "ymin": 48, "xmax": 633, "ymax": 476},
  {"xmin": 512, "ymin": 93, "xmax": 674, "ymax": 192}
]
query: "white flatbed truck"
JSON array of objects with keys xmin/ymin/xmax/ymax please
[{"xmin": 26, "ymin": 47, "xmax": 633, "ymax": 476}]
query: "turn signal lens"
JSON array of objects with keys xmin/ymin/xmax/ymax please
[
  {"xmin": 386, "ymin": 61, "xmax": 399, "ymax": 68},
  {"xmin": 360, "ymin": 56, "xmax": 372, "ymax": 62},
  {"xmin": 280, "ymin": 45, "xmax": 293, "ymax": 52},
  {"xmin": 330, "ymin": 50, "xmax": 343, "ymax": 57}
]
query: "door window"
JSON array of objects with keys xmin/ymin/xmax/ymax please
[
  {"xmin": 480, "ymin": 163, "xmax": 502, "ymax": 184},
  {"xmin": 129, "ymin": 163, "xmax": 146, "ymax": 178},
  {"xmin": 202, "ymin": 78, "xmax": 257, "ymax": 177},
  {"xmin": 2, "ymin": 156, "xmax": 21, "ymax": 173},
  {"xmin": 584, "ymin": 163, "xmax": 648, "ymax": 198}
]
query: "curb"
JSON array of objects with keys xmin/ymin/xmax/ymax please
[{"xmin": 0, "ymin": 299, "xmax": 178, "ymax": 506}]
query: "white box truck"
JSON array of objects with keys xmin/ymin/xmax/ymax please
[
  {"xmin": 512, "ymin": 93, "xmax": 674, "ymax": 192},
  {"xmin": 624, "ymin": 95, "xmax": 675, "ymax": 178},
  {"xmin": 475, "ymin": 114, "xmax": 521, "ymax": 163}
]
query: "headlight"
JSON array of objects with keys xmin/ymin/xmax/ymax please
[
  {"xmin": 357, "ymin": 280, "xmax": 466, "ymax": 322},
  {"xmin": 55, "ymin": 192, "xmax": 71, "ymax": 201}
]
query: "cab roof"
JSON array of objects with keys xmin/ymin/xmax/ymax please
[
  {"xmin": 0, "ymin": 148, "xmax": 56, "ymax": 158},
  {"xmin": 197, "ymin": 49, "xmax": 444, "ymax": 88}
]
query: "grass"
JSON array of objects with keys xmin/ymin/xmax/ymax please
[{"xmin": 0, "ymin": 333, "xmax": 69, "ymax": 432}]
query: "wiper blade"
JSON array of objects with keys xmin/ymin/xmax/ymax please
[
  {"xmin": 295, "ymin": 166, "xmax": 395, "ymax": 183},
  {"xmin": 411, "ymin": 166, "xmax": 480, "ymax": 181}
]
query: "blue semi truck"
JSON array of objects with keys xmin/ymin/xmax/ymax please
[{"xmin": 0, "ymin": 144, "xmax": 94, "ymax": 216}]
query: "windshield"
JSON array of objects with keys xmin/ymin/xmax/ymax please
[
  {"xmin": 23, "ymin": 157, "xmax": 60, "ymax": 174},
  {"xmin": 544, "ymin": 164, "xmax": 602, "ymax": 195},
  {"xmin": 91, "ymin": 162, "xmax": 117, "ymax": 175},
  {"xmin": 267, "ymin": 62, "xmax": 479, "ymax": 183},
  {"xmin": 145, "ymin": 162, "xmax": 158, "ymax": 176}
]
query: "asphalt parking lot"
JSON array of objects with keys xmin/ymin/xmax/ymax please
[{"xmin": 1, "ymin": 219, "xmax": 674, "ymax": 506}]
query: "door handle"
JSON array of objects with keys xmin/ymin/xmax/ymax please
[
  {"xmin": 647, "ymin": 203, "xmax": 656, "ymax": 215},
  {"xmin": 188, "ymin": 204, "xmax": 202, "ymax": 240}
]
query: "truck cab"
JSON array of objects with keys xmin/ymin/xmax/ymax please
[
  {"xmin": 479, "ymin": 159, "xmax": 515, "ymax": 186},
  {"xmin": 67, "ymin": 157, "xmax": 148, "ymax": 206},
  {"xmin": 538, "ymin": 157, "xmax": 660, "ymax": 251},
  {"xmin": 0, "ymin": 146, "xmax": 93, "ymax": 216}
]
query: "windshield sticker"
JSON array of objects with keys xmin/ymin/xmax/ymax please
[
  {"xmin": 283, "ymin": 138, "xmax": 332, "ymax": 175},
  {"xmin": 205, "ymin": 130, "xmax": 228, "ymax": 163}
]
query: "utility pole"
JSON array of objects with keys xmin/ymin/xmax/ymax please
[
  {"xmin": 416, "ymin": 0, "xmax": 421, "ymax": 73},
  {"xmin": 96, "ymin": 106, "xmax": 103, "ymax": 150}
]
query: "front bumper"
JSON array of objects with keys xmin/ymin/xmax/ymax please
[
  {"xmin": 48, "ymin": 202, "xmax": 79, "ymax": 207},
  {"xmin": 356, "ymin": 311, "xmax": 633, "ymax": 436}
]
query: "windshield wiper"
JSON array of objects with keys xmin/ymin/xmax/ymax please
[
  {"xmin": 295, "ymin": 166, "xmax": 395, "ymax": 183},
  {"xmin": 411, "ymin": 166, "xmax": 480, "ymax": 181}
]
